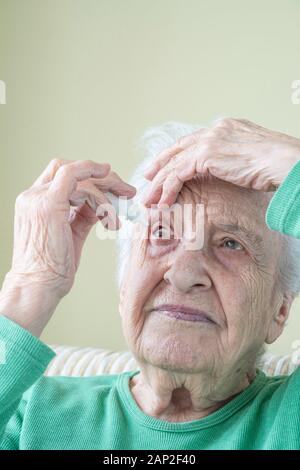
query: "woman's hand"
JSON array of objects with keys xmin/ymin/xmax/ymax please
[
  {"xmin": 0, "ymin": 159, "xmax": 136, "ymax": 336},
  {"xmin": 143, "ymin": 118, "xmax": 300, "ymax": 207}
]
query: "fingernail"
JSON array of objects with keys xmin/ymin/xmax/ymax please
[
  {"xmin": 96, "ymin": 206, "xmax": 104, "ymax": 217},
  {"xmin": 125, "ymin": 187, "xmax": 137, "ymax": 195},
  {"xmin": 108, "ymin": 213, "xmax": 119, "ymax": 230}
]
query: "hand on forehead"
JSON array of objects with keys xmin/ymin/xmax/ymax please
[{"xmin": 138, "ymin": 176, "xmax": 277, "ymax": 258}]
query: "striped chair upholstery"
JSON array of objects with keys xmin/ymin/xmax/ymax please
[{"xmin": 45, "ymin": 345, "xmax": 300, "ymax": 377}]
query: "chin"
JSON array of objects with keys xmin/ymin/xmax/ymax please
[
  {"xmin": 138, "ymin": 334, "xmax": 211, "ymax": 373},
  {"xmin": 124, "ymin": 310, "xmax": 218, "ymax": 372}
]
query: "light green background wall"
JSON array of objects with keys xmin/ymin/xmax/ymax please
[{"xmin": 1, "ymin": 0, "xmax": 300, "ymax": 356}]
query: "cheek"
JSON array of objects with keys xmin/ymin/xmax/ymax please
[
  {"xmin": 120, "ymin": 253, "xmax": 168, "ymax": 350},
  {"xmin": 212, "ymin": 246, "xmax": 252, "ymax": 273},
  {"xmin": 219, "ymin": 267, "xmax": 270, "ymax": 344},
  {"xmin": 120, "ymin": 240, "xmax": 168, "ymax": 320}
]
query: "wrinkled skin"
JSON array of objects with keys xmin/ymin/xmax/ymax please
[
  {"xmin": 0, "ymin": 159, "xmax": 136, "ymax": 336},
  {"xmin": 120, "ymin": 177, "xmax": 294, "ymax": 422},
  {"xmin": 1, "ymin": 118, "xmax": 300, "ymax": 423},
  {"xmin": 129, "ymin": 116, "xmax": 300, "ymax": 423},
  {"xmin": 143, "ymin": 118, "xmax": 300, "ymax": 207}
]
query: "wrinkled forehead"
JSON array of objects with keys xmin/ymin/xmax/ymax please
[{"xmin": 177, "ymin": 176, "xmax": 273, "ymax": 228}]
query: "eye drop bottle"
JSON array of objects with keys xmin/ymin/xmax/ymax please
[{"xmin": 100, "ymin": 191, "xmax": 148, "ymax": 225}]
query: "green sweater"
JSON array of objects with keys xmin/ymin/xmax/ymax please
[{"xmin": 1, "ymin": 160, "xmax": 300, "ymax": 450}]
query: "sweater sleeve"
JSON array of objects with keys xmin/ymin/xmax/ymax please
[
  {"xmin": 0, "ymin": 315, "xmax": 56, "ymax": 449},
  {"xmin": 266, "ymin": 160, "xmax": 300, "ymax": 238}
]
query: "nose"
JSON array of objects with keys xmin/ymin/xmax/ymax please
[{"xmin": 163, "ymin": 250, "xmax": 212, "ymax": 294}]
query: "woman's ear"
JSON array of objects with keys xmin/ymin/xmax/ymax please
[{"xmin": 265, "ymin": 292, "xmax": 294, "ymax": 344}]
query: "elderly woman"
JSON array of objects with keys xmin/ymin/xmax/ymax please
[{"xmin": 1, "ymin": 118, "xmax": 300, "ymax": 450}]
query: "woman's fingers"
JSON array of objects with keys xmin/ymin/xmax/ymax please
[
  {"xmin": 143, "ymin": 148, "xmax": 201, "ymax": 207},
  {"xmin": 143, "ymin": 138, "xmax": 189, "ymax": 181},
  {"xmin": 143, "ymin": 129, "xmax": 206, "ymax": 181},
  {"xmin": 32, "ymin": 158, "xmax": 72, "ymax": 187},
  {"xmin": 70, "ymin": 183, "xmax": 121, "ymax": 230},
  {"xmin": 143, "ymin": 143, "xmax": 184, "ymax": 181},
  {"xmin": 158, "ymin": 173, "xmax": 185, "ymax": 206},
  {"xmin": 68, "ymin": 204, "xmax": 99, "ymax": 271},
  {"xmin": 32, "ymin": 158, "xmax": 134, "ymax": 231},
  {"xmin": 49, "ymin": 160, "xmax": 111, "ymax": 202},
  {"xmin": 69, "ymin": 204, "xmax": 98, "ymax": 240},
  {"xmin": 91, "ymin": 171, "xmax": 136, "ymax": 198},
  {"xmin": 143, "ymin": 164, "xmax": 178, "ymax": 207}
]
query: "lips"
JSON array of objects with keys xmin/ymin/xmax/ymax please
[{"xmin": 152, "ymin": 304, "xmax": 216, "ymax": 324}]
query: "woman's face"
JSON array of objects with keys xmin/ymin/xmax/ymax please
[{"xmin": 119, "ymin": 177, "xmax": 289, "ymax": 376}]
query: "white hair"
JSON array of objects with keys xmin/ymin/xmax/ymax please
[{"xmin": 116, "ymin": 121, "xmax": 300, "ymax": 299}]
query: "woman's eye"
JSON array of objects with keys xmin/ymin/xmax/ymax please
[
  {"xmin": 151, "ymin": 225, "xmax": 173, "ymax": 240},
  {"xmin": 222, "ymin": 238, "xmax": 244, "ymax": 251}
]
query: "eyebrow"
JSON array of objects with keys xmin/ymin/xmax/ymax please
[{"xmin": 210, "ymin": 222, "xmax": 264, "ymax": 248}]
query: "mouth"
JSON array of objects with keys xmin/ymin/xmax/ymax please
[{"xmin": 152, "ymin": 304, "xmax": 216, "ymax": 324}]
